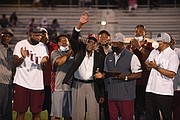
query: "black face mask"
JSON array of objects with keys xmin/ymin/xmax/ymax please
[
  {"xmin": 100, "ymin": 43, "xmax": 108, "ymax": 46},
  {"xmin": 31, "ymin": 38, "xmax": 39, "ymax": 45},
  {"xmin": 112, "ymin": 46, "xmax": 120, "ymax": 53}
]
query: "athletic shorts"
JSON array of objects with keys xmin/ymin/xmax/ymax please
[
  {"xmin": 50, "ymin": 91, "xmax": 72, "ymax": 117},
  {"xmin": 13, "ymin": 84, "xmax": 44, "ymax": 113}
]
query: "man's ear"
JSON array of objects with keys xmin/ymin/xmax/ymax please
[
  {"xmin": 143, "ymin": 31, "xmax": 146, "ymax": 37},
  {"xmin": 108, "ymin": 36, "xmax": 111, "ymax": 41},
  {"xmin": 29, "ymin": 33, "xmax": 32, "ymax": 37}
]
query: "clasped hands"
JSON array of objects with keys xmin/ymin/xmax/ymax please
[
  {"xmin": 20, "ymin": 47, "xmax": 48, "ymax": 65},
  {"xmin": 145, "ymin": 59, "xmax": 158, "ymax": 70}
]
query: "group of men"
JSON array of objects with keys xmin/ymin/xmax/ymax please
[{"xmin": 0, "ymin": 11, "xmax": 180, "ymax": 120}]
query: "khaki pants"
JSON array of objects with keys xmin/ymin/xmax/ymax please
[{"xmin": 72, "ymin": 82, "xmax": 99, "ymax": 120}]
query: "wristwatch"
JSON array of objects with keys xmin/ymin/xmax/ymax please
[{"xmin": 125, "ymin": 76, "xmax": 128, "ymax": 81}]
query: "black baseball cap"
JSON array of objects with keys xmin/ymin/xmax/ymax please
[
  {"xmin": 28, "ymin": 26, "xmax": 42, "ymax": 33},
  {"xmin": 1, "ymin": 28, "xmax": 14, "ymax": 37}
]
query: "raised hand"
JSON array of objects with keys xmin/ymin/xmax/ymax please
[
  {"xmin": 20, "ymin": 47, "xmax": 27, "ymax": 58},
  {"xmin": 79, "ymin": 11, "xmax": 90, "ymax": 25},
  {"xmin": 130, "ymin": 38, "xmax": 141, "ymax": 50},
  {"xmin": 76, "ymin": 11, "xmax": 90, "ymax": 29}
]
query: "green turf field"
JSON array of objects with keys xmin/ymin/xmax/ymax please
[{"xmin": 12, "ymin": 109, "xmax": 48, "ymax": 120}]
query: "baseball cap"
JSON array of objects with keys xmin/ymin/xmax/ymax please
[
  {"xmin": 1, "ymin": 28, "xmax": 14, "ymax": 37},
  {"xmin": 40, "ymin": 27, "xmax": 48, "ymax": 33},
  {"xmin": 28, "ymin": 26, "xmax": 42, "ymax": 33},
  {"xmin": 155, "ymin": 32, "xmax": 171, "ymax": 43},
  {"xmin": 98, "ymin": 30, "xmax": 110, "ymax": 36},
  {"xmin": 87, "ymin": 34, "xmax": 98, "ymax": 42},
  {"xmin": 111, "ymin": 33, "xmax": 125, "ymax": 42},
  {"xmin": 57, "ymin": 34, "xmax": 69, "ymax": 42}
]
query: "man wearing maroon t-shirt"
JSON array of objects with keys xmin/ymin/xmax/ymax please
[{"xmin": 129, "ymin": 25, "xmax": 153, "ymax": 120}]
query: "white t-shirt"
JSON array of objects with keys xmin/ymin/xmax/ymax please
[
  {"xmin": 146, "ymin": 47, "xmax": 179, "ymax": 96},
  {"xmin": 13, "ymin": 39, "xmax": 49, "ymax": 90}
]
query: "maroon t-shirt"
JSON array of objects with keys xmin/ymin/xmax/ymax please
[{"xmin": 43, "ymin": 42, "xmax": 58, "ymax": 86}]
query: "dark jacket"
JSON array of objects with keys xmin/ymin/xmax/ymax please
[{"xmin": 62, "ymin": 27, "xmax": 105, "ymax": 102}]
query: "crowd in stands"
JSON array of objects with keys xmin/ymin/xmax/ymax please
[
  {"xmin": 0, "ymin": 9, "xmax": 180, "ymax": 120},
  {"xmin": 30, "ymin": 0, "xmax": 164, "ymax": 10}
]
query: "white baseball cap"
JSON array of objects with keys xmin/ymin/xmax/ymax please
[
  {"xmin": 40, "ymin": 27, "xmax": 48, "ymax": 33},
  {"xmin": 111, "ymin": 33, "xmax": 125, "ymax": 43},
  {"xmin": 155, "ymin": 32, "xmax": 171, "ymax": 43}
]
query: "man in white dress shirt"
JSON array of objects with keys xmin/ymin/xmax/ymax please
[
  {"xmin": 62, "ymin": 11, "xmax": 105, "ymax": 120},
  {"xmin": 145, "ymin": 32, "xmax": 179, "ymax": 120}
]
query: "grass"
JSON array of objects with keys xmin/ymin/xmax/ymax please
[{"xmin": 12, "ymin": 108, "xmax": 48, "ymax": 120}]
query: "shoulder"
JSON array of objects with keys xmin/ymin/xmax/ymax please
[
  {"xmin": 144, "ymin": 42, "xmax": 153, "ymax": 52},
  {"xmin": 94, "ymin": 50, "xmax": 105, "ymax": 59},
  {"xmin": 124, "ymin": 48, "xmax": 133, "ymax": 56},
  {"xmin": 106, "ymin": 52, "xmax": 114, "ymax": 56},
  {"xmin": 106, "ymin": 52, "xmax": 114, "ymax": 59},
  {"xmin": 52, "ymin": 49, "xmax": 60, "ymax": 54},
  {"xmin": 49, "ymin": 42, "xmax": 58, "ymax": 47},
  {"xmin": 107, "ymin": 51, "xmax": 114, "ymax": 56},
  {"xmin": 150, "ymin": 49, "xmax": 158, "ymax": 54},
  {"xmin": 38, "ymin": 42, "xmax": 47, "ymax": 48},
  {"xmin": 174, "ymin": 48, "xmax": 180, "ymax": 59},
  {"xmin": 51, "ymin": 49, "xmax": 59, "ymax": 55},
  {"xmin": 16, "ymin": 39, "xmax": 28, "ymax": 45}
]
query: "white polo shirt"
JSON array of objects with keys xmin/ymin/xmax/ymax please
[{"xmin": 146, "ymin": 47, "xmax": 179, "ymax": 96}]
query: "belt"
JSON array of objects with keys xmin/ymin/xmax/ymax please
[{"xmin": 74, "ymin": 78, "xmax": 94, "ymax": 83}]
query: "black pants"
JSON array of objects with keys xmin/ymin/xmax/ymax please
[
  {"xmin": 173, "ymin": 91, "xmax": 180, "ymax": 120},
  {"xmin": 100, "ymin": 91, "xmax": 110, "ymax": 120},
  {"xmin": 0, "ymin": 84, "xmax": 12, "ymax": 120},
  {"xmin": 135, "ymin": 85, "xmax": 146, "ymax": 120},
  {"xmin": 145, "ymin": 92, "xmax": 173, "ymax": 120},
  {"xmin": 42, "ymin": 86, "xmax": 51, "ymax": 120}
]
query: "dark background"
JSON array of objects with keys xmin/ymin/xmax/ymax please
[{"xmin": 0, "ymin": 0, "xmax": 179, "ymax": 5}]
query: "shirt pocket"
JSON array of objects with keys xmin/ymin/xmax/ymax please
[{"xmin": 157, "ymin": 58, "xmax": 169, "ymax": 69}]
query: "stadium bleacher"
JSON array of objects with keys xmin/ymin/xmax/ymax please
[{"xmin": 0, "ymin": 5, "xmax": 180, "ymax": 47}]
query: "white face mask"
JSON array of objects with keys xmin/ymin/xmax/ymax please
[
  {"xmin": 152, "ymin": 41, "xmax": 159, "ymax": 49},
  {"xmin": 135, "ymin": 36, "xmax": 144, "ymax": 42},
  {"xmin": 59, "ymin": 46, "xmax": 69, "ymax": 52}
]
